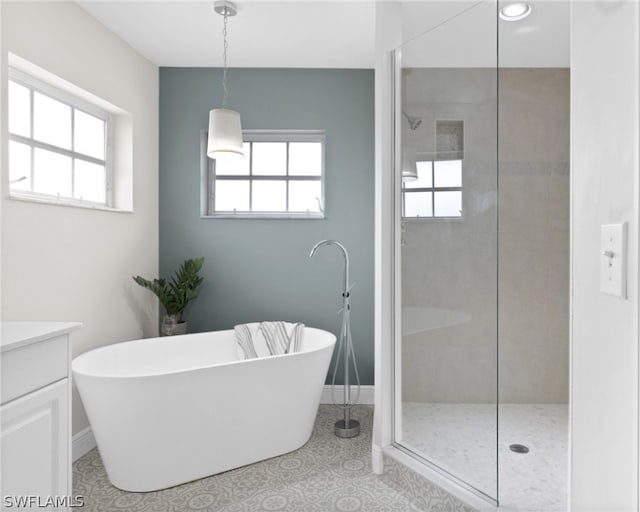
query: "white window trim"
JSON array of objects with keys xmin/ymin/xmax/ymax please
[
  {"xmin": 8, "ymin": 67, "xmax": 113, "ymax": 209},
  {"xmin": 401, "ymin": 159, "xmax": 464, "ymax": 221},
  {"xmin": 201, "ymin": 129, "xmax": 326, "ymax": 219}
]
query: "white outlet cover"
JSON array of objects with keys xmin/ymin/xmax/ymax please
[{"xmin": 600, "ymin": 223, "xmax": 627, "ymax": 298}]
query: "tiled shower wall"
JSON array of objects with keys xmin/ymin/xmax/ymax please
[
  {"xmin": 401, "ymin": 68, "xmax": 569, "ymax": 404},
  {"xmin": 401, "ymin": 68, "xmax": 499, "ymax": 404},
  {"xmin": 498, "ymin": 69, "xmax": 569, "ymax": 403}
]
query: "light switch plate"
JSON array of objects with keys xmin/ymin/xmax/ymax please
[{"xmin": 600, "ymin": 223, "xmax": 627, "ymax": 298}]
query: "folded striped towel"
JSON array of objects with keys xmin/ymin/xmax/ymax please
[{"xmin": 234, "ymin": 321, "xmax": 305, "ymax": 360}]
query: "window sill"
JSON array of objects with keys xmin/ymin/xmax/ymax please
[
  {"xmin": 201, "ymin": 212, "xmax": 325, "ymax": 220},
  {"xmin": 8, "ymin": 192, "xmax": 133, "ymax": 214},
  {"xmin": 402, "ymin": 217, "xmax": 465, "ymax": 222}
]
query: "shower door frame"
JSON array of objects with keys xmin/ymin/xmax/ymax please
[
  {"xmin": 372, "ymin": 4, "xmax": 499, "ymax": 509},
  {"xmin": 391, "ymin": 45, "xmax": 499, "ymax": 508}
]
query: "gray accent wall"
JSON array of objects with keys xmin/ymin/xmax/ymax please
[{"xmin": 159, "ymin": 68, "xmax": 374, "ymax": 384}]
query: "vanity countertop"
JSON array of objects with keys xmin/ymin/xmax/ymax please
[{"xmin": 1, "ymin": 321, "xmax": 82, "ymax": 353}]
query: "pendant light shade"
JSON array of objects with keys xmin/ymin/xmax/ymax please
[
  {"xmin": 402, "ymin": 148, "xmax": 418, "ymax": 181},
  {"xmin": 207, "ymin": 1, "xmax": 243, "ymax": 161},
  {"xmin": 207, "ymin": 108, "xmax": 244, "ymax": 159}
]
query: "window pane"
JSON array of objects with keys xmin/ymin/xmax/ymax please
[
  {"xmin": 9, "ymin": 141, "xmax": 31, "ymax": 191},
  {"xmin": 74, "ymin": 110, "xmax": 105, "ymax": 160},
  {"xmin": 252, "ymin": 181, "xmax": 286, "ymax": 211},
  {"xmin": 404, "ymin": 161, "xmax": 433, "ymax": 189},
  {"xmin": 34, "ymin": 148, "xmax": 72, "ymax": 197},
  {"xmin": 252, "ymin": 142, "xmax": 286, "ymax": 175},
  {"xmin": 33, "ymin": 92, "xmax": 72, "ymax": 150},
  {"xmin": 289, "ymin": 181, "xmax": 322, "ymax": 212},
  {"xmin": 215, "ymin": 180, "xmax": 249, "ymax": 211},
  {"xmin": 216, "ymin": 143, "xmax": 250, "ymax": 176},
  {"xmin": 434, "ymin": 191, "xmax": 462, "ymax": 217},
  {"xmin": 9, "ymin": 81, "xmax": 31, "ymax": 137},
  {"xmin": 74, "ymin": 160, "xmax": 106, "ymax": 203},
  {"xmin": 289, "ymin": 142, "xmax": 322, "ymax": 176},
  {"xmin": 404, "ymin": 191, "xmax": 433, "ymax": 217},
  {"xmin": 434, "ymin": 160, "xmax": 462, "ymax": 188}
]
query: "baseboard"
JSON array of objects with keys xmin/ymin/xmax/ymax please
[
  {"xmin": 321, "ymin": 385, "xmax": 375, "ymax": 405},
  {"xmin": 72, "ymin": 426, "xmax": 97, "ymax": 462}
]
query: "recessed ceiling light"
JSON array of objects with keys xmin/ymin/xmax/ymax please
[{"xmin": 499, "ymin": 2, "xmax": 532, "ymax": 21}]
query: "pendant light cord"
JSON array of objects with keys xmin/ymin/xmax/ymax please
[{"xmin": 222, "ymin": 9, "xmax": 229, "ymax": 107}]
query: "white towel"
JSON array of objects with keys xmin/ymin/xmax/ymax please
[
  {"xmin": 234, "ymin": 321, "xmax": 305, "ymax": 360},
  {"xmin": 234, "ymin": 323, "xmax": 259, "ymax": 359}
]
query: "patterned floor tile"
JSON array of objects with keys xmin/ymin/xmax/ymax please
[{"xmin": 75, "ymin": 405, "xmax": 469, "ymax": 512}]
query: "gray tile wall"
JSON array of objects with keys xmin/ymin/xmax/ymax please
[
  {"xmin": 401, "ymin": 68, "xmax": 569, "ymax": 404},
  {"xmin": 498, "ymin": 68, "xmax": 570, "ymax": 403}
]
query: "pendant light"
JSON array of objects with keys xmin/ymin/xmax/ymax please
[
  {"xmin": 402, "ymin": 147, "xmax": 418, "ymax": 181},
  {"xmin": 207, "ymin": 1, "xmax": 244, "ymax": 160},
  {"xmin": 401, "ymin": 111, "xmax": 421, "ymax": 181}
]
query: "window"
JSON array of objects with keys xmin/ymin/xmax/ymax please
[
  {"xmin": 8, "ymin": 68, "xmax": 111, "ymax": 206},
  {"xmin": 203, "ymin": 131, "xmax": 325, "ymax": 218},
  {"xmin": 402, "ymin": 160, "xmax": 463, "ymax": 218}
]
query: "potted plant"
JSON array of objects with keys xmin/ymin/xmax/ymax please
[{"xmin": 133, "ymin": 257, "xmax": 205, "ymax": 336}]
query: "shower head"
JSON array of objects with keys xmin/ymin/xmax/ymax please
[{"xmin": 402, "ymin": 111, "xmax": 422, "ymax": 130}]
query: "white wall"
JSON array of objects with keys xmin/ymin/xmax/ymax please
[
  {"xmin": 373, "ymin": 0, "xmax": 402, "ymax": 473},
  {"xmin": 571, "ymin": 1, "xmax": 639, "ymax": 510},
  {"xmin": 0, "ymin": 2, "xmax": 159, "ymax": 435},
  {"xmin": 0, "ymin": 0, "xmax": 3, "ymax": 319}
]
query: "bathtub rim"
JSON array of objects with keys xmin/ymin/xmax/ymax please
[{"xmin": 72, "ymin": 326, "xmax": 336, "ymax": 379}]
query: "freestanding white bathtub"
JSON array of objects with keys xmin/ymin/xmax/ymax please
[{"xmin": 72, "ymin": 327, "xmax": 335, "ymax": 492}]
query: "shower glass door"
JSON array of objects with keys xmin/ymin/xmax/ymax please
[{"xmin": 394, "ymin": 1, "xmax": 499, "ymax": 502}]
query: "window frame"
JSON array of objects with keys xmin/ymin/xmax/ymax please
[
  {"xmin": 401, "ymin": 159, "xmax": 464, "ymax": 221},
  {"xmin": 8, "ymin": 67, "xmax": 113, "ymax": 208},
  {"xmin": 201, "ymin": 130, "xmax": 326, "ymax": 219}
]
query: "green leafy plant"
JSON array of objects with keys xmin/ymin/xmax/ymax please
[{"xmin": 133, "ymin": 257, "xmax": 205, "ymax": 322}]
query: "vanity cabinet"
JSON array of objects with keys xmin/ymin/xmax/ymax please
[{"xmin": 1, "ymin": 322, "xmax": 80, "ymax": 511}]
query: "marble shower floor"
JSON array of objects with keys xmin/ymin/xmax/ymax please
[
  {"xmin": 401, "ymin": 402, "xmax": 568, "ymax": 511},
  {"xmin": 73, "ymin": 405, "xmax": 471, "ymax": 512}
]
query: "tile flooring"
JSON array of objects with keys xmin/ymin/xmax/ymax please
[
  {"xmin": 73, "ymin": 405, "xmax": 471, "ymax": 512},
  {"xmin": 401, "ymin": 402, "xmax": 568, "ymax": 511}
]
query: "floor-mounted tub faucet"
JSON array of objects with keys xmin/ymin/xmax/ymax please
[{"xmin": 309, "ymin": 239, "xmax": 361, "ymax": 438}]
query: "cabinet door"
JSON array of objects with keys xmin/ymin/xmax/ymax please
[{"xmin": 1, "ymin": 379, "xmax": 69, "ymax": 510}]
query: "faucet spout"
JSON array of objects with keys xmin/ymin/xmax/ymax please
[{"xmin": 309, "ymin": 240, "xmax": 350, "ymax": 293}]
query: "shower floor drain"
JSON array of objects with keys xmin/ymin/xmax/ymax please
[{"xmin": 509, "ymin": 443, "xmax": 530, "ymax": 454}]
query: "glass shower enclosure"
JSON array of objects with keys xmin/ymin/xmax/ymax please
[{"xmin": 393, "ymin": 1, "xmax": 499, "ymax": 503}]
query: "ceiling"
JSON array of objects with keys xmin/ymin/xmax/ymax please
[
  {"xmin": 402, "ymin": 1, "xmax": 570, "ymax": 68},
  {"xmin": 77, "ymin": 1, "xmax": 570, "ymax": 69},
  {"xmin": 77, "ymin": 1, "xmax": 377, "ymax": 68}
]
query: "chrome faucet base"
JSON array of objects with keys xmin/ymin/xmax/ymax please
[{"xmin": 335, "ymin": 419, "xmax": 360, "ymax": 438}]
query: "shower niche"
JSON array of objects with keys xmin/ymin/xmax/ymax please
[{"xmin": 435, "ymin": 120, "xmax": 464, "ymax": 160}]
